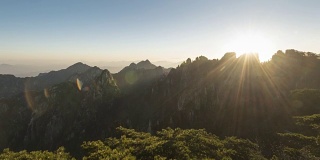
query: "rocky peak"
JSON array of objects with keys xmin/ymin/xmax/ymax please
[
  {"xmin": 66, "ymin": 62, "xmax": 91, "ymax": 73},
  {"xmin": 118, "ymin": 60, "xmax": 157, "ymax": 74},
  {"xmin": 136, "ymin": 59, "xmax": 157, "ymax": 69},
  {"xmin": 90, "ymin": 69, "xmax": 119, "ymax": 100},
  {"xmin": 97, "ymin": 70, "xmax": 113, "ymax": 84},
  {"xmin": 68, "ymin": 66, "xmax": 103, "ymax": 86},
  {"xmin": 129, "ymin": 63, "xmax": 136, "ymax": 67}
]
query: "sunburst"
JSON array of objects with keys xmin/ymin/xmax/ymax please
[{"xmin": 224, "ymin": 31, "xmax": 276, "ymax": 62}]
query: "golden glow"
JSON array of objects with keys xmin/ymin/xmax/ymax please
[
  {"xmin": 76, "ymin": 78, "xmax": 83, "ymax": 91},
  {"xmin": 224, "ymin": 31, "xmax": 276, "ymax": 62},
  {"xmin": 24, "ymin": 80, "xmax": 34, "ymax": 111},
  {"xmin": 44, "ymin": 88, "xmax": 50, "ymax": 98}
]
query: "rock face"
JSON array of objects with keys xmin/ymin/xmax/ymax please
[
  {"xmin": 0, "ymin": 93, "xmax": 32, "ymax": 150},
  {"xmin": 0, "ymin": 62, "xmax": 118, "ymax": 154},
  {"xmin": 109, "ymin": 51, "xmax": 320, "ymax": 138},
  {"xmin": 0, "ymin": 75, "xmax": 25, "ymax": 98},
  {"xmin": 0, "ymin": 63, "xmax": 110, "ymax": 155},
  {"xmin": 68, "ymin": 66, "xmax": 103, "ymax": 86},
  {"xmin": 22, "ymin": 69, "xmax": 119, "ymax": 152}
]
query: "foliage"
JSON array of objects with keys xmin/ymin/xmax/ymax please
[
  {"xmin": 224, "ymin": 137, "xmax": 265, "ymax": 160},
  {"xmin": 0, "ymin": 147, "xmax": 75, "ymax": 160},
  {"xmin": 82, "ymin": 140, "xmax": 134, "ymax": 160},
  {"xmin": 82, "ymin": 127, "xmax": 266, "ymax": 160},
  {"xmin": 294, "ymin": 114, "xmax": 320, "ymax": 131},
  {"xmin": 277, "ymin": 114, "xmax": 320, "ymax": 159}
]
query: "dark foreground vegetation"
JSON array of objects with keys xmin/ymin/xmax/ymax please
[
  {"xmin": 1, "ymin": 114, "xmax": 320, "ymax": 160},
  {"xmin": 0, "ymin": 49, "xmax": 320, "ymax": 159}
]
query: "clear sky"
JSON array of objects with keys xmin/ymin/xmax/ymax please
[{"xmin": 0, "ymin": 0, "xmax": 319, "ymax": 64}]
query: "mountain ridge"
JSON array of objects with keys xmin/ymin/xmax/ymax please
[{"xmin": 0, "ymin": 49, "xmax": 320, "ymax": 158}]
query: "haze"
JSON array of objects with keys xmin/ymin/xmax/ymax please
[{"xmin": 1, "ymin": 0, "xmax": 319, "ymax": 73}]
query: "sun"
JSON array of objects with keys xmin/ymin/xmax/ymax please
[{"xmin": 224, "ymin": 31, "xmax": 276, "ymax": 62}]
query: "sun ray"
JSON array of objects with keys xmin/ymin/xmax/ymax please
[{"xmin": 223, "ymin": 31, "xmax": 276, "ymax": 62}]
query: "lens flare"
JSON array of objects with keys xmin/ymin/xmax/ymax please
[
  {"xmin": 24, "ymin": 79, "xmax": 34, "ymax": 111},
  {"xmin": 83, "ymin": 86, "xmax": 90, "ymax": 91},
  {"xmin": 76, "ymin": 78, "xmax": 83, "ymax": 91},
  {"xmin": 125, "ymin": 71, "xmax": 138, "ymax": 84},
  {"xmin": 25, "ymin": 90, "xmax": 34, "ymax": 111},
  {"xmin": 44, "ymin": 88, "xmax": 50, "ymax": 98}
]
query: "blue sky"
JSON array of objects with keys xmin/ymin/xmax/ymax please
[{"xmin": 0, "ymin": 0, "xmax": 319, "ymax": 64}]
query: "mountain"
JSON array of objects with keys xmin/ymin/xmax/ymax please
[
  {"xmin": 0, "ymin": 62, "xmax": 92, "ymax": 98},
  {"xmin": 1, "ymin": 49, "xmax": 320, "ymax": 157},
  {"xmin": 135, "ymin": 59, "xmax": 157, "ymax": 69},
  {"xmin": 0, "ymin": 60, "xmax": 179, "ymax": 76},
  {"xmin": 68, "ymin": 66, "xmax": 103, "ymax": 86},
  {"xmin": 0, "ymin": 60, "xmax": 169, "ymax": 155},
  {"xmin": 113, "ymin": 60, "xmax": 170, "ymax": 92},
  {"xmin": 0, "ymin": 60, "xmax": 166, "ymax": 98},
  {"xmin": 118, "ymin": 59, "xmax": 157, "ymax": 71},
  {"xmin": 105, "ymin": 51, "xmax": 320, "ymax": 138},
  {"xmin": 28, "ymin": 62, "xmax": 91, "ymax": 90},
  {"xmin": 99, "ymin": 60, "xmax": 180, "ymax": 73},
  {"xmin": 0, "ymin": 69, "xmax": 119, "ymax": 152},
  {"xmin": 22, "ymin": 69, "xmax": 119, "ymax": 152}
]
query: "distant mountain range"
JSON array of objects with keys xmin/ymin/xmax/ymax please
[
  {"xmin": 0, "ymin": 60, "xmax": 180, "ymax": 77},
  {"xmin": 0, "ymin": 64, "xmax": 63, "ymax": 77},
  {"xmin": 0, "ymin": 60, "xmax": 169, "ymax": 98}
]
